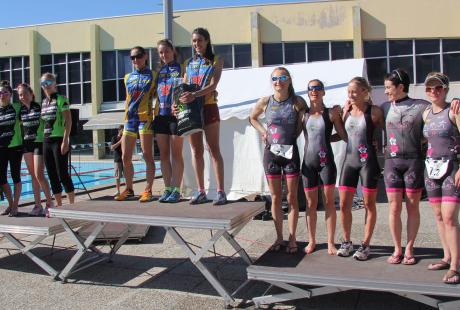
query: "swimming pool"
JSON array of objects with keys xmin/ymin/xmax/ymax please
[{"xmin": 1, "ymin": 160, "xmax": 161, "ymax": 204}]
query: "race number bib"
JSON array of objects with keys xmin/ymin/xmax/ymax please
[
  {"xmin": 425, "ymin": 158, "xmax": 449, "ymax": 179},
  {"xmin": 270, "ymin": 144, "xmax": 293, "ymax": 159}
]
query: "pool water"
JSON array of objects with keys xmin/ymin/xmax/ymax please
[{"xmin": 1, "ymin": 161, "xmax": 161, "ymax": 204}]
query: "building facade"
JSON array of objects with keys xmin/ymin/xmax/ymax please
[{"xmin": 0, "ymin": 0, "xmax": 459, "ymax": 158}]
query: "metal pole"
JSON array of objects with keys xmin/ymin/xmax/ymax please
[{"xmin": 164, "ymin": 0, "xmax": 173, "ymax": 40}]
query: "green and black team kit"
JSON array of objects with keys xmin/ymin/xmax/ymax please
[
  {"xmin": 41, "ymin": 93, "xmax": 74, "ymax": 195},
  {"xmin": 20, "ymin": 101, "xmax": 44, "ymax": 155},
  {"xmin": 0, "ymin": 102, "xmax": 23, "ymax": 186}
]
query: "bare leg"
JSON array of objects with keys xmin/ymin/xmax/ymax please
[
  {"xmin": 442, "ymin": 203, "xmax": 459, "ymax": 278},
  {"xmin": 404, "ymin": 191, "xmax": 422, "ymax": 258},
  {"xmin": 156, "ymin": 134, "xmax": 172, "ymax": 187},
  {"xmin": 170, "ymin": 135, "xmax": 184, "ymax": 188},
  {"xmin": 431, "ymin": 203, "xmax": 451, "ymax": 263},
  {"xmin": 362, "ymin": 191, "xmax": 378, "ymax": 246},
  {"xmin": 323, "ymin": 186, "xmax": 337, "ymax": 255},
  {"xmin": 189, "ymin": 132, "xmax": 205, "ymax": 190},
  {"xmin": 268, "ymin": 177, "xmax": 283, "ymax": 248},
  {"xmin": 34, "ymin": 154, "xmax": 53, "ymax": 205},
  {"xmin": 121, "ymin": 134, "xmax": 137, "ymax": 191},
  {"xmin": 204, "ymin": 122, "xmax": 224, "ymax": 191},
  {"xmin": 24, "ymin": 152, "xmax": 41, "ymax": 206},
  {"xmin": 387, "ymin": 191, "xmax": 404, "ymax": 257},
  {"xmin": 339, "ymin": 190, "xmax": 354, "ymax": 242},
  {"xmin": 304, "ymin": 189, "xmax": 318, "ymax": 254},
  {"xmin": 140, "ymin": 133, "xmax": 155, "ymax": 192},
  {"xmin": 285, "ymin": 176, "xmax": 299, "ymax": 252}
]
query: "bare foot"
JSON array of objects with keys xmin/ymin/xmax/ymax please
[
  {"xmin": 328, "ymin": 243, "xmax": 337, "ymax": 255},
  {"xmin": 304, "ymin": 242, "xmax": 316, "ymax": 254}
]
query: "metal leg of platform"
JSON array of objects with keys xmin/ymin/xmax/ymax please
[
  {"xmin": 393, "ymin": 292, "xmax": 448, "ymax": 309},
  {"xmin": 166, "ymin": 226, "xmax": 238, "ymax": 306},
  {"xmin": 2, "ymin": 233, "xmax": 59, "ymax": 278}
]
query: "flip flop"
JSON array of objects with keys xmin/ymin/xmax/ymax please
[
  {"xmin": 402, "ymin": 255, "xmax": 417, "ymax": 265},
  {"xmin": 428, "ymin": 260, "xmax": 450, "ymax": 271},
  {"xmin": 286, "ymin": 245, "xmax": 298, "ymax": 254},
  {"xmin": 443, "ymin": 270, "xmax": 460, "ymax": 284},
  {"xmin": 387, "ymin": 254, "xmax": 403, "ymax": 264}
]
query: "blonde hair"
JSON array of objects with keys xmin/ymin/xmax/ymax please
[
  {"xmin": 349, "ymin": 76, "xmax": 373, "ymax": 105},
  {"xmin": 40, "ymin": 72, "xmax": 56, "ymax": 82}
]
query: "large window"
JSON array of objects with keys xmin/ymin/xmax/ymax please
[
  {"xmin": 364, "ymin": 38, "xmax": 460, "ymax": 86},
  {"xmin": 262, "ymin": 41, "xmax": 353, "ymax": 66},
  {"xmin": 213, "ymin": 44, "xmax": 252, "ymax": 69},
  {"xmin": 0, "ymin": 56, "xmax": 30, "ymax": 101},
  {"xmin": 40, "ymin": 53, "xmax": 91, "ymax": 105}
]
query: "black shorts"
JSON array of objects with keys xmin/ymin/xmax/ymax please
[
  {"xmin": 23, "ymin": 141, "xmax": 43, "ymax": 155},
  {"xmin": 384, "ymin": 158, "xmax": 425, "ymax": 193},
  {"xmin": 302, "ymin": 162, "xmax": 337, "ymax": 191},
  {"xmin": 153, "ymin": 115, "xmax": 178, "ymax": 135},
  {"xmin": 263, "ymin": 144, "xmax": 300, "ymax": 180},
  {"xmin": 339, "ymin": 157, "xmax": 380, "ymax": 193},
  {"xmin": 425, "ymin": 160, "xmax": 460, "ymax": 203}
]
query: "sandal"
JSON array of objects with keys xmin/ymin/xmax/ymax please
[
  {"xmin": 428, "ymin": 260, "xmax": 450, "ymax": 271},
  {"xmin": 387, "ymin": 254, "xmax": 403, "ymax": 264},
  {"xmin": 443, "ymin": 270, "xmax": 460, "ymax": 284},
  {"xmin": 269, "ymin": 241, "xmax": 284, "ymax": 252},
  {"xmin": 402, "ymin": 255, "xmax": 417, "ymax": 265}
]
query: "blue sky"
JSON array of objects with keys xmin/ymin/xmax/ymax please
[{"xmin": 2, "ymin": 0, "xmax": 313, "ymax": 28}]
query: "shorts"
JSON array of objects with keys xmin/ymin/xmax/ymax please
[
  {"xmin": 263, "ymin": 144, "xmax": 300, "ymax": 179},
  {"xmin": 204, "ymin": 104, "xmax": 220, "ymax": 126},
  {"xmin": 302, "ymin": 162, "xmax": 337, "ymax": 191},
  {"xmin": 0, "ymin": 146, "xmax": 23, "ymax": 185},
  {"xmin": 384, "ymin": 158, "xmax": 425, "ymax": 193},
  {"xmin": 114, "ymin": 161, "xmax": 123, "ymax": 179},
  {"xmin": 425, "ymin": 160, "xmax": 460, "ymax": 203},
  {"xmin": 339, "ymin": 158, "xmax": 380, "ymax": 193},
  {"xmin": 153, "ymin": 115, "xmax": 178, "ymax": 135},
  {"xmin": 124, "ymin": 119, "xmax": 153, "ymax": 137},
  {"xmin": 23, "ymin": 141, "xmax": 43, "ymax": 155}
]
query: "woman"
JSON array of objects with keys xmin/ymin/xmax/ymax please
[
  {"xmin": 115, "ymin": 46, "xmax": 156, "ymax": 202},
  {"xmin": 40, "ymin": 73, "xmax": 74, "ymax": 209},
  {"xmin": 249, "ymin": 67, "xmax": 306, "ymax": 253},
  {"xmin": 179, "ymin": 28, "xmax": 227, "ymax": 205},
  {"xmin": 17, "ymin": 83, "xmax": 53, "ymax": 215},
  {"xmin": 422, "ymin": 72, "xmax": 460, "ymax": 284},
  {"xmin": 154, "ymin": 39, "xmax": 184, "ymax": 203},
  {"xmin": 0, "ymin": 80, "xmax": 22, "ymax": 217},
  {"xmin": 302, "ymin": 79, "xmax": 347, "ymax": 255},
  {"xmin": 337, "ymin": 77, "xmax": 384, "ymax": 261}
]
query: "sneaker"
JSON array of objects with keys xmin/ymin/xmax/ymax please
[
  {"xmin": 115, "ymin": 189, "xmax": 135, "ymax": 201},
  {"xmin": 139, "ymin": 190, "xmax": 154, "ymax": 203},
  {"xmin": 165, "ymin": 191, "xmax": 180, "ymax": 203},
  {"xmin": 353, "ymin": 242, "xmax": 371, "ymax": 261},
  {"xmin": 29, "ymin": 205, "xmax": 44, "ymax": 216},
  {"xmin": 213, "ymin": 191, "xmax": 227, "ymax": 206},
  {"xmin": 337, "ymin": 241, "xmax": 354, "ymax": 257},
  {"xmin": 158, "ymin": 190, "xmax": 172, "ymax": 203},
  {"xmin": 190, "ymin": 191, "xmax": 209, "ymax": 205},
  {"xmin": 113, "ymin": 191, "xmax": 120, "ymax": 197}
]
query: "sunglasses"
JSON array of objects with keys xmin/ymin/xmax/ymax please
[
  {"xmin": 425, "ymin": 85, "xmax": 447, "ymax": 93},
  {"xmin": 308, "ymin": 85, "xmax": 324, "ymax": 91},
  {"xmin": 41, "ymin": 80, "xmax": 54, "ymax": 87},
  {"xmin": 271, "ymin": 75, "xmax": 289, "ymax": 82},
  {"xmin": 0, "ymin": 91, "xmax": 10, "ymax": 96},
  {"xmin": 130, "ymin": 54, "xmax": 144, "ymax": 60}
]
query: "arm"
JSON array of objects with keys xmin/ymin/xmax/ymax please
[
  {"xmin": 453, "ymin": 110, "xmax": 460, "ymax": 187},
  {"xmin": 61, "ymin": 109, "xmax": 72, "ymax": 155},
  {"xmin": 180, "ymin": 57, "xmax": 224, "ymax": 104},
  {"xmin": 330, "ymin": 105, "xmax": 348, "ymax": 143},
  {"xmin": 111, "ymin": 138, "xmax": 122, "ymax": 151},
  {"xmin": 249, "ymin": 97, "xmax": 270, "ymax": 144},
  {"xmin": 295, "ymin": 96, "xmax": 307, "ymax": 137}
]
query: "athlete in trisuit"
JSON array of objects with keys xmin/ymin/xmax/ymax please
[
  {"xmin": 250, "ymin": 67, "xmax": 306, "ymax": 254},
  {"xmin": 422, "ymin": 72, "xmax": 460, "ymax": 284},
  {"xmin": 17, "ymin": 83, "xmax": 53, "ymax": 216},
  {"xmin": 0, "ymin": 80, "xmax": 22, "ymax": 217},
  {"xmin": 382, "ymin": 69, "xmax": 460, "ymax": 265},
  {"xmin": 337, "ymin": 77, "xmax": 384, "ymax": 261},
  {"xmin": 302, "ymin": 79, "xmax": 347, "ymax": 255},
  {"xmin": 154, "ymin": 39, "xmax": 184, "ymax": 203},
  {"xmin": 115, "ymin": 46, "xmax": 156, "ymax": 202}
]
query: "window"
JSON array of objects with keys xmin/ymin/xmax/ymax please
[
  {"xmin": 213, "ymin": 44, "xmax": 252, "ymax": 69},
  {"xmin": 364, "ymin": 38, "xmax": 460, "ymax": 86},
  {"xmin": 262, "ymin": 41, "xmax": 353, "ymax": 66},
  {"xmin": 0, "ymin": 56, "xmax": 30, "ymax": 101},
  {"xmin": 40, "ymin": 53, "xmax": 91, "ymax": 105},
  {"xmin": 213, "ymin": 45, "xmax": 233, "ymax": 69}
]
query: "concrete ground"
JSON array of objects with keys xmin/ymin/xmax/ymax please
[{"xmin": 0, "ymin": 177, "xmax": 454, "ymax": 310}]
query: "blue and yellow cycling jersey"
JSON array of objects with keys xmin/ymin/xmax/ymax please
[
  {"xmin": 155, "ymin": 61, "xmax": 183, "ymax": 116},
  {"xmin": 185, "ymin": 54, "xmax": 219, "ymax": 105},
  {"xmin": 124, "ymin": 68, "xmax": 155, "ymax": 123}
]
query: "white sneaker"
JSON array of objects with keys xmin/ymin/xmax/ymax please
[
  {"xmin": 337, "ymin": 241, "xmax": 353, "ymax": 257},
  {"xmin": 353, "ymin": 242, "xmax": 371, "ymax": 261}
]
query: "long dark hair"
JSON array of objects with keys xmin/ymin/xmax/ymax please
[
  {"xmin": 157, "ymin": 39, "xmax": 178, "ymax": 66},
  {"xmin": 131, "ymin": 46, "xmax": 148, "ymax": 67},
  {"xmin": 192, "ymin": 27, "xmax": 214, "ymax": 62}
]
